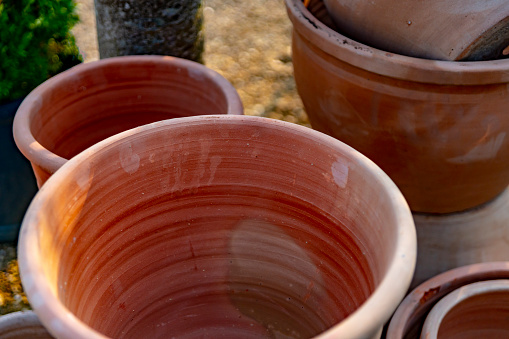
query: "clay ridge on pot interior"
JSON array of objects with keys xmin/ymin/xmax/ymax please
[
  {"xmin": 13, "ymin": 55, "xmax": 243, "ymax": 187},
  {"xmin": 18, "ymin": 115, "xmax": 416, "ymax": 339},
  {"xmin": 285, "ymin": 0, "xmax": 509, "ymax": 213},
  {"xmin": 386, "ymin": 261, "xmax": 509, "ymax": 339}
]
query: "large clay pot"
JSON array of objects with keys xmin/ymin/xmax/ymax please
[
  {"xmin": 18, "ymin": 116, "xmax": 416, "ymax": 339},
  {"xmin": 0, "ymin": 311, "xmax": 53, "ymax": 338},
  {"xmin": 13, "ymin": 55, "xmax": 243, "ymax": 187},
  {"xmin": 411, "ymin": 187, "xmax": 509, "ymax": 286},
  {"xmin": 323, "ymin": 0, "xmax": 509, "ymax": 61},
  {"xmin": 421, "ymin": 280, "xmax": 509, "ymax": 339},
  {"xmin": 386, "ymin": 262, "xmax": 509, "ymax": 339},
  {"xmin": 285, "ymin": 0, "xmax": 509, "ymax": 213}
]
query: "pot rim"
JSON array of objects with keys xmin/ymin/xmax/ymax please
[
  {"xmin": 18, "ymin": 115, "xmax": 416, "ymax": 339},
  {"xmin": 12, "ymin": 55, "xmax": 243, "ymax": 178},
  {"xmin": 285, "ymin": 0, "xmax": 509, "ymax": 85},
  {"xmin": 387, "ymin": 261, "xmax": 509, "ymax": 339},
  {"xmin": 421, "ymin": 279, "xmax": 509, "ymax": 339},
  {"xmin": 0, "ymin": 310, "xmax": 42, "ymax": 328}
]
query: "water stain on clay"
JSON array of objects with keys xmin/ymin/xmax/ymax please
[
  {"xmin": 332, "ymin": 159, "xmax": 349, "ymax": 188},
  {"xmin": 208, "ymin": 155, "xmax": 222, "ymax": 185},
  {"xmin": 448, "ymin": 132, "xmax": 506, "ymax": 164},
  {"xmin": 119, "ymin": 143, "xmax": 140, "ymax": 174}
]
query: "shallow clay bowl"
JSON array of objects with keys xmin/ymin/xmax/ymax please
[
  {"xmin": 13, "ymin": 55, "xmax": 243, "ymax": 187},
  {"xmin": 323, "ymin": 0, "xmax": 509, "ymax": 61},
  {"xmin": 386, "ymin": 262, "xmax": 509, "ymax": 339},
  {"xmin": 421, "ymin": 279, "xmax": 509, "ymax": 339},
  {"xmin": 18, "ymin": 115, "xmax": 416, "ymax": 339}
]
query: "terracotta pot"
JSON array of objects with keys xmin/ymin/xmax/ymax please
[
  {"xmin": 13, "ymin": 55, "xmax": 243, "ymax": 187},
  {"xmin": 0, "ymin": 311, "xmax": 53, "ymax": 338},
  {"xmin": 421, "ymin": 279, "xmax": 509, "ymax": 339},
  {"xmin": 18, "ymin": 115, "xmax": 416, "ymax": 339},
  {"xmin": 285, "ymin": 0, "xmax": 509, "ymax": 213},
  {"xmin": 323, "ymin": 0, "xmax": 509, "ymax": 61},
  {"xmin": 386, "ymin": 262, "xmax": 509, "ymax": 339},
  {"xmin": 411, "ymin": 187, "xmax": 509, "ymax": 287}
]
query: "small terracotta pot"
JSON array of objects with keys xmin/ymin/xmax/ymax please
[
  {"xmin": 285, "ymin": 0, "xmax": 509, "ymax": 213},
  {"xmin": 386, "ymin": 262, "xmax": 509, "ymax": 339},
  {"xmin": 411, "ymin": 187, "xmax": 509, "ymax": 287},
  {"xmin": 13, "ymin": 55, "xmax": 243, "ymax": 187},
  {"xmin": 18, "ymin": 116, "xmax": 416, "ymax": 339},
  {"xmin": 0, "ymin": 311, "xmax": 53, "ymax": 338},
  {"xmin": 421, "ymin": 280, "xmax": 509, "ymax": 339},
  {"xmin": 323, "ymin": 0, "xmax": 509, "ymax": 61}
]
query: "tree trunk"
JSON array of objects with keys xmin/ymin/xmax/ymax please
[{"xmin": 94, "ymin": 0, "xmax": 204, "ymax": 63}]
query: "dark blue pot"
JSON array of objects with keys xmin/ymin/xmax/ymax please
[{"xmin": 0, "ymin": 98, "xmax": 38, "ymax": 243}]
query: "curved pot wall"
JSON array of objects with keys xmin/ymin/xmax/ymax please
[
  {"xmin": 18, "ymin": 116, "xmax": 416, "ymax": 339},
  {"xmin": 0, "ymin": 311, "xmax": 53, "ymax": 338},
  {"xmin": 387, "ymin": 262, "xmax": 509, "ymax": 339},
  {"xmin": 421, "ymin": 280, "xmax": 509, "ymax": 339},
  {"xmin": 285, "ymin": 0, "xmax": 509, "ymax": 213},
  {"xmin": 13, "ymin": 55, "xmax": 243, "ymax": 187}
]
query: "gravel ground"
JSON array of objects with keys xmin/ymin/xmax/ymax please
[{"xmin": 1, "ymin": 0, "xmax": 308, "ymax": 314}]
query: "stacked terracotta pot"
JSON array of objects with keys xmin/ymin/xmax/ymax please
[
  {"xmin": 0, "ymin": 311, "xmax": 53, "ymax": 338},
  {"xmin": 285, "ymin": 0, "xmax": 509, "ymax": 286},
  {"xmin": 12, "ymin": 55, "xmax": 418, "ymax": 338},
  {"xmin": 387, "ymin": 262, "xmax": 509, "ymax": 339}
]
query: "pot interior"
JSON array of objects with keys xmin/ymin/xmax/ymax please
[
  {"xmin": 304, "ymin": 0, "xmax": 341, "ymax": 31},
  {"xmin": 437, "ymin": 289, "xmax": 509, "ymax": 339},
  {"xmin": 25, "ymin": 117, "xmax": 402, "ymax": 338},
  {"xmin": 28, "ymin": 57, "xmax": 235, "ymax": 160}
]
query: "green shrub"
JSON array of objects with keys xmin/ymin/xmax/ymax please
[{"xmin": 0, "ymin": 0, "xmax": 82, "ymax": 104}]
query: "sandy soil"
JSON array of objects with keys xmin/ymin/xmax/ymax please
[{"xmin": 72, "ymin": 0, "xmax": 308, "ymax": 125}]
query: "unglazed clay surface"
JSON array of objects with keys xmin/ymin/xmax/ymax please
[
  {"xmin": 421, "ymin": 280, "xmax": 509, "ymax": 339},
  {"xmin": 411, "ymin": 187, "xmax": 509, "ymax": 286},
  {"xmin": 13, "ymin": 55, "xmax": 243, "ymax": 187},
  {"xmin": 387, "ymin": 262, "xmax": 509, "ymax": 339},
  {"xmin": 0, "ymin": 311, "xmax": 53, "ymax": 338},
  {"xmin": 18, "ymin": 116, "xmax": 416, "ymax": 339},
  {"xmin": 323, "ymin": 0, "xmax": 509, "ymax": 61},
  {"xmin": 286, "ymin": 0, "xmax": 509, "ymax": 213}
]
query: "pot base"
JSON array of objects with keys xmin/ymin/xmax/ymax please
[{"xmin": 412, "ymin": 186, "xmax": 509, "ymax": 287}]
